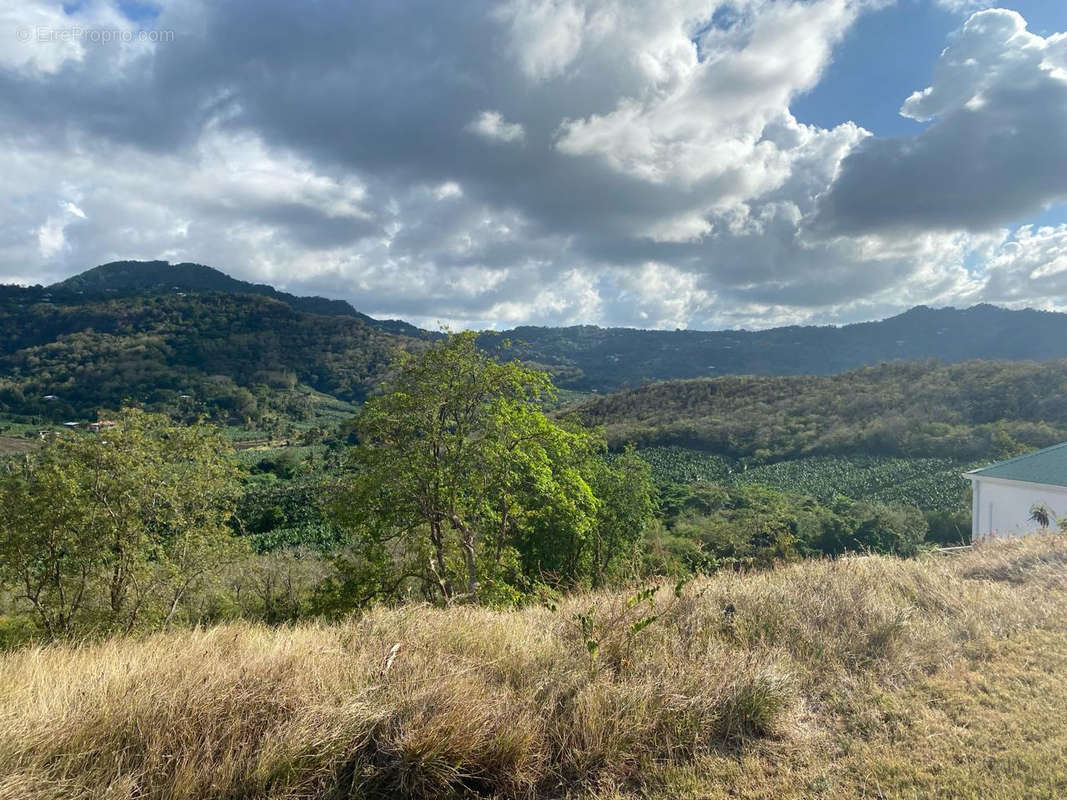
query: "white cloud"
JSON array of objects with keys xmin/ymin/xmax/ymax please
[
  {"xmin": 818, "ymin": 9, "xmax": 1067, "ymax": 235},
  {"xmin": 555, "ymin": 0, "xmax": 859, "ymax": 191},
  {"xmin": 0, "ymin": 0, "xmax": 160, "ymax": 76},
  {"xmin": 979, "ymin": 224, "xmax": 1067, "ymax": 306},
  {"xmin": 37, "ymin": 216, "xmax": 66, "ymax": 258},
  {"xmin": 467, "ymin": 110, "xmax": 526, "ymax": 143},
  {"xmin": 2, "ymin": 0, "xmax": 1066, "ymax": 332},
  {"xmin": 63, "ymin": 201, "xmax": 87, "ymax": 219},
  {"xmin": 933, "ymin": 0, "xmax": 991, "ymax": 14},
  {"xmin": 495, "ymin": 0, "xmax": 589, "ymax": 81}
]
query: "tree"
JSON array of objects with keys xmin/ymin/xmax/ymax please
[
  {"xmin": 335, "ymin": 333, "xmax": 601, "ymax": 604},
  {"xmin": 0, "ymin": 410, "xmax": 243, "ymax": 637},
  {"xmin": 1029, "ymin": 503, "xmax": 1054, "ymax": 530},
  {"xmin": 587, "ymin": 447, "xmax": 655, "ymax": 587}
]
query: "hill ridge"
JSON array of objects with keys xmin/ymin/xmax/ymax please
[{"xmin": 48, "ymin": 260, "xmax": 424, "ymax": 337}]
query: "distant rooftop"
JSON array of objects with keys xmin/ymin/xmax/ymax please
[{"xmin": 967, "ymin": 442, "xmax": 1067, "ymax": 488}]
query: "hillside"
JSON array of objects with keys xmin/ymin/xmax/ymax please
[
  {"xmin": 481, "ymin": 303, "xmax": 1067, "ymax": 391},
  {"xmin": 3, "ymin": 537, "xmax": 1065, "ymax": 799},
  {"xmin": 576, "ymin": 359, "xmax": 1067, "ymax": 461},
  {"xmin": 6, "ymin": 261, "xmax": 1067, "ymax": 432},
  {"xmin": 0, "ymin": 287, "xmax": 410, "ymax": 422},
  {"xmin": 16, "ymin": 260, "xmax": 1067, "ymax": 396},
  {"xmin": 48, "ymin": 260, "xmax": 424, "ymax": 337}
]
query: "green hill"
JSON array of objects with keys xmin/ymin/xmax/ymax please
[
  {"xmin": 479, "ymin": 304, "xmax": 1067, "ymax": 391},
  {"xmin": 0, "ymin": 287, "xmax": 410, "ymax": 422},
  {"xmin": 575, "ymin": 359, "xmax": 1067, "ymax": 462},
  {"xmin": 6, "ymin": 261, "xmax": 1067, "ymax": 439},
  {"xmin": 48, "ymin": 260, "xmax": 424, "ymax": 337}
]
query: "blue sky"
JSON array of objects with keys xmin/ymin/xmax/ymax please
[
  {"xmin": 798, "ymin": 1, "xmax": 1067, "ymax": 136},
  {"xmin": 796, "ymin": 0, "xmax": 1067, "ymax": 233},
  {"xmin": 3, "ymin": 0, "xmax": 1067, "ymax": 330}
]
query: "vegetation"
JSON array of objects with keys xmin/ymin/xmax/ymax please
[
  {"xmin": 8, "ymin": 262, "xmax": 1067, "ymax": 425},
  {"xmin": 481, "ymin": 302, "xmax": 1067, "ymax": 391},
  {"xmin": 324, "ymin": 332, "xmax": 652, "ymax": 607},
  {"xmin": 0, "ymin": 335, "xmax": 981, "ymax": 645},
  {"xmin": 48, "ymin": 259, "xmax": 425, "ymax": 336},
  {"xmin": 576, "ymin": 359, "xmax": 1067, "ymax": 462},
  {"xmin": 0, "ymin": 288, "xmax": 406, "ymax": 423},
  {"xmin": 2, "ymin": 536, "xmax": 1065, "ymax": 799},
  {"xmin": 643, "ymin": 628, "xmax": 1067, "ymax": 798},
  {"xmin": 0, "ymin": 410, "xmax": 243, "ymax": 637},
  {"xmin": 633, "ymin": 447, "xmax": 972, "ymax": 511},
  {"xmin": 2, "ymin": 269, "xmax": 1065, "ymax": 796}
]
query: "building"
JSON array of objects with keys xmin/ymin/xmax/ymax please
[{"xmin": 964, "ymin": 442, "xmax": 1067, "ymax": 540}]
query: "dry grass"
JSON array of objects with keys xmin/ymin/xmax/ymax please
[
  {"xmin": 1, "ymin": 537, "xmax": 1066, "ymax": 800},
  {"xmin": 635, "ymin": 628, "xmax": 1067, "ymax": 799}
]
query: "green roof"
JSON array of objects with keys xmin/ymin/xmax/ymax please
[{"xmin": 968, "ymin": 441, "xmax": 1067, "ymax": 487}]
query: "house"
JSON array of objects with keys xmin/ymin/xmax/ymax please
[
  {"xmin": 88, "ymin": 420, "xmax": 117, "ymax": 433},
  {"xmin": 964, "ymin": 442, "xmax": 1067, "ymax": 540}
]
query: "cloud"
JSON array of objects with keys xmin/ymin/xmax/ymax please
[
  {"xmin": 933, "ymin": 0, "xmax": 991, "ymax": 13},
  {"xmin": 978, "ymin": 224, "xmax": 1067, "ymax": 307},
  {"xmin": 0, "ymin": 1, "xmax": 1065, "ymax": 330},
  {"xmin": 815, "ymin": 9, "xmax": 1067, "ymax": 236},
  {"xmin": 467, "ymin": 110, "xmax": 526, "ymax": 143}
]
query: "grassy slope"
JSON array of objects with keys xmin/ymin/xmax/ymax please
[
  {"xmin": 2, "ymin": 538, "xmax": 1067, "ymax": 799},
  {"xmin": 639, "ymin": 628, "xmax": 1067, "ymax": 799}
]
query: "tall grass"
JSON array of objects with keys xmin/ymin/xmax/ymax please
[{"xmin": 1, "ymin": 537, "xmax": 1064, "ymax": 800}]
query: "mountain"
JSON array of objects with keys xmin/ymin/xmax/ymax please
[
  {"xmin": 48, "ymin": 260, "xmax": 424, "ymax": 337},
  {"xmin": 0, "ymin": 283, "xmax": 412, "ymax": 422},
  {"xmin": 37, "ymin": 261, "xmax": 1067, "ymax": 393},
  {"xmin": 5, "ymin": 260, "xmax": 1067, "ymax": 425},
  {"xmin": 478, "ymin": 304, "xmax": 1067, "ymax": 392}
]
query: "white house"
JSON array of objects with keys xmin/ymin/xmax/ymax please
[{"xmin": 964, "ymin": 442, "xmax": 1067, "ymax": 540}]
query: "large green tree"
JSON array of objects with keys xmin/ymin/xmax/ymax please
[
  {"xmin": 336, "ymin": 333, "xmax": 602, "ymax": 604},
  {"xmin": 0, "ymin": 409, "xmax": 242, "ymax": 637}
]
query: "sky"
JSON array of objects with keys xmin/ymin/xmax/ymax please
[{"xmin": 2, "ymin": 0, "xmax": 1067, "ymax": 331}]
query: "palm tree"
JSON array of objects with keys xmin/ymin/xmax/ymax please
[{"xmin": 1029, "ymin": 503, "xmax": 1054, "ymax": 530}]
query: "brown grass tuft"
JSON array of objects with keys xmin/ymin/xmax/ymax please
[{"xmin": 2, "ymin": 536, "xmax": 1066, "ymax": 799}]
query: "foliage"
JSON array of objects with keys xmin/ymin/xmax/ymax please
[
  {"xmin": 651, "ymin": 483, "xmax": 930, "ymax": 573},
  {"xmin": 632, "ymin": 447, "xmax": 973, "ymax": 512},
  {"xmin": 923, "ymin": 508, "xmax": 972, "ymax": 545},
  {"xmin": 0, "ymin": 409, "xmax": 243, "ymax": 637},
  {"xmin": 0, "ymin": 287, "xmax": 407, "ymax": 423},
  {"xmin": 587, "ymin": 447, "xmax": 657, "ymax": 586},
  {"xmin": 481, "ymin": 303, "xmax": 1067, "ymax": 392},
  {"xmin": 333, "ymin": 332, "xmax": 602, "ymax": 605},
  {"xmin": 577, "ymin": 359, "xmax": 1067, "ymax": 462},
  {"xmin": 50, "ymin": 259, "xmax": 422, "ymax": 335}
]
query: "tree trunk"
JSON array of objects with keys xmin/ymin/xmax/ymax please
[
  {"xmin": 451, "ymin": 514, "xmax": 478, "ymax": 598},
  {"xmin": 429, "ymin": 518, "xmax": 452, "ymax": 600}
]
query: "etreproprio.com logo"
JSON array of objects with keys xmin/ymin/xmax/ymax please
[{"xmin": 16, "ymin": 26, "xmax": 175, "ymax": 44}]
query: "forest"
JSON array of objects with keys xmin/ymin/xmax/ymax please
[{"xmin": 0, "ymin": 288, "xmax": 407, "ymax": 421}]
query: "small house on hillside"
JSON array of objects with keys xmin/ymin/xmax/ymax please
[{"xmin": 964, "ymin": 442, "xmax": 1067, "ymax": 540}]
